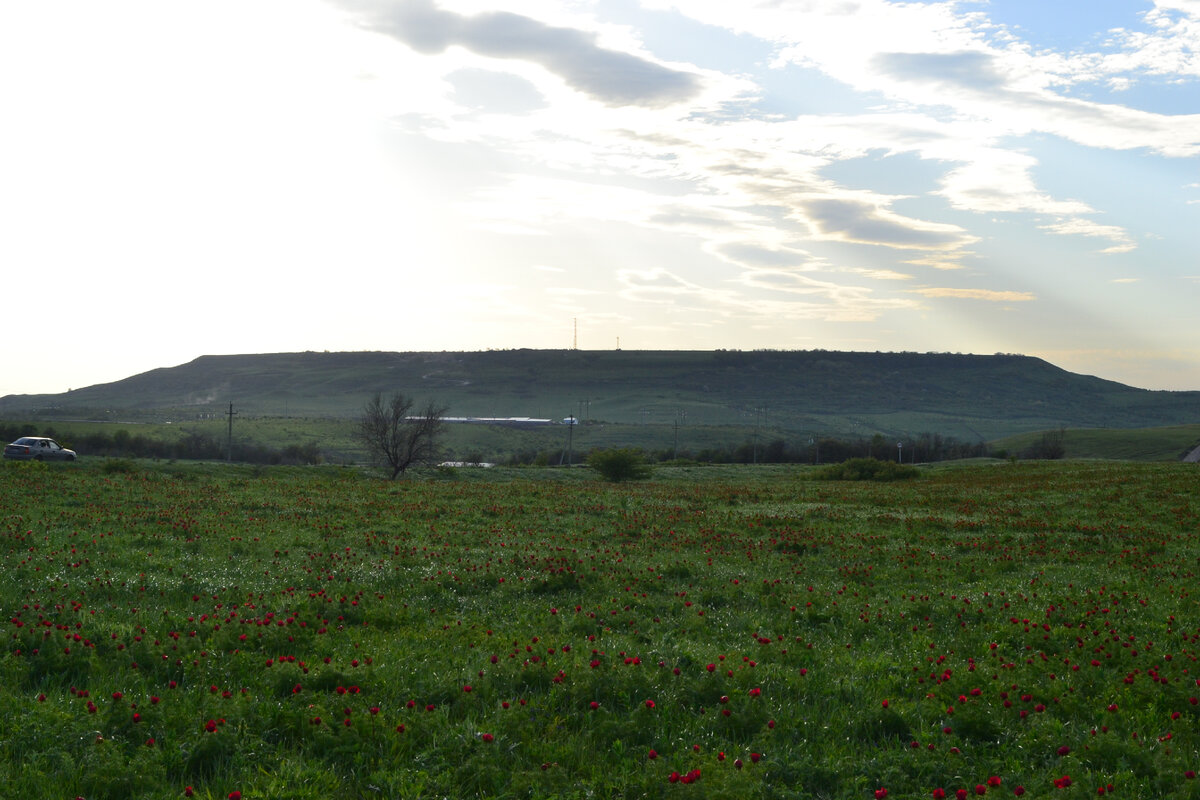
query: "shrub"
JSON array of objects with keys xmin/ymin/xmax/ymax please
[
  {"xmin": 812, "ymin": 457, "xmax": 919, "ymax": 482},
  {"xmin": 587, "ymin": 448, "xmax": 652, "ymax": 482}
]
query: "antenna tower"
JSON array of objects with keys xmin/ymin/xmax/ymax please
[{"xmin": 573, "ymin": 318, "xmax": 578, "ymax": 350}]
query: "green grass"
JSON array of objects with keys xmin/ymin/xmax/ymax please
[
  {"xmin": 2, "ymin": 458, "xmax": 1200, "ymax": 798},
  {"xmin": 992, "ymin": 424, "xmax": 1200, "ymax": 461}
]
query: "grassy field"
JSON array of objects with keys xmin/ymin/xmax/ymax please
[
  {"xmin": 2, "ymin": 458, "xmax": 1199, "ymax": 799},
  {"xmin": 990, "ymin": 425, "xmax": 1200, "ymax": 462}
]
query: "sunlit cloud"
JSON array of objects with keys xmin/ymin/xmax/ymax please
[
  {"xmin": 1038, "ymin": 218, "xmax": 1137, "ymax": 254},
  {"xmin": 912, "ymin": 288, "xmax": 1036, "ymax": 302}
]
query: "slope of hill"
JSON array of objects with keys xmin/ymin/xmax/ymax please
[{"xmin": 2, "ymin": 350, "xmax": 1197, "ymax": 441}]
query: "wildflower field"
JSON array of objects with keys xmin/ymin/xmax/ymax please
[{"xmin": 2, "ymin": 458, "xmax": 1199, "ymax": 799}]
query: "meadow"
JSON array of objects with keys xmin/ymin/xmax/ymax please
[{"xmin": 1, "ymin": 458, "xmax": 1199, "ymax": 799}]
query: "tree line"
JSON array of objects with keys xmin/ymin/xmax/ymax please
[
  {"xmin": 500, "ymin": 431, "xmax": 994, "ymax": 467},
  {"xmin": 0, "ymin": 423, "xmax": 322, "ymax": 466}
]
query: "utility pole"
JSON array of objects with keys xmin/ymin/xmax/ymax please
[
  {"xmin": 566, "ymin": 415, "xmax": 575, "ymax": 466},
  {"xmin": 226, "ymin": 402, "xmax": 237, "ymax": 463}
]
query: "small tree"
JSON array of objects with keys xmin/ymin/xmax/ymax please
[
  {"xmin": 588, "ymin": 448, "xmax": 651, "ymax": 482},
  {"xmin": 358, "ymin": 392, "xmax": 447, "ymax": 479}
]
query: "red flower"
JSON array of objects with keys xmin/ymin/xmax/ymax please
[
  {"xmin": 987, "ymin": 777, "xmax": 1002, "ymax": 787},
  {"xmin": 204, "ymin": 719, "xmax": 218, "ymax": 733},
  {"xmin": 644, "ymin": 699, "xmax": 655, "ymax": 709},
  {"xmin": 184, "ymin": 788, "xmax": 194, "ymax": 798},
  {"xmin": 481, "ymin": 733, "xmax": 494, "ymax": 743},
  {"xmin": 648, "ymin": 749, "xmax": 657, "ymax": 760},
  {"xmin": 932, "ymin": 790, "xmax": 945, "ymax": 800},
  {"xmin": 975, "ymin": 785, "xmax": 987, "ymax": 796},
  {"xmin": 956, "ymin": 790, "xmax": 968, "ymax": 800},
  {"xmin": 750, "ymin": 752, "xmax": 761, "ymax": 763},
  {"xmin": 1014, "ymin": 787, "xmax": 1025, "ymax": 796},
  {"xmin": 228, "ymin": 793, "xmax": 242, "ymax": 800},
  {"xmin": 875, "ymin": 789, "xmax": 888, "ymax": 799}
]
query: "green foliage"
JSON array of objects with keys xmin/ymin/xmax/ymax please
[
  {"xmin": 587, "ymin": 447, "xmax": 652, "ymax": 482},
  {"xmin": 99, "ymin": 457, "xmax": 139, "ymax": 474},
  {"xmin": 812, "ymin": 456, "xmax": 920, "ymax": 481},
  {"xmin": 2, "ymin": 458, "xmax": 48, "ymax": 474}
]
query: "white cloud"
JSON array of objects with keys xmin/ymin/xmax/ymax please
[{"xmin": 912, "ymin": 287, "xmax": 1036, "ymax": 302}]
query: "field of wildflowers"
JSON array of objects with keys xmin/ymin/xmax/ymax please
[{"xmin": 2, "ymin": 458, "xmax": 1199, "ymax": 799}]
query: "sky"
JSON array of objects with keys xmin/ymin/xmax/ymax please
[{"xmin": 3, "ymin": 0, "xmax": 1199, "ymax": 396}]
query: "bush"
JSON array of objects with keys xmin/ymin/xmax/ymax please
[
  {"xmin": 587, "ymin": 448, "xmax": 652, "ymax": 482},
  {"xmin": 812, "ymin": 457, "xmax": 919, "ymax": 482}
]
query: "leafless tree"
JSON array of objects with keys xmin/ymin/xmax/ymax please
[{"xmin": 358, "ymin": 392, "xmax": 447, "ymax": 478}]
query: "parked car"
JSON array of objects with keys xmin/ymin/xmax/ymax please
[{"xmin": 3, "ymin": 437, "xmax": 77, "ymax": 461}]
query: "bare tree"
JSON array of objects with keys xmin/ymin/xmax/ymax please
[{"xmin": 358, "ymin": 392, "xmax": 447, "ymax": 478}]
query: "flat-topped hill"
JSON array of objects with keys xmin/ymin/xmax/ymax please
[{"xmin": 2, "ymin": 350, "xmax": 1197, "ymax": 440}]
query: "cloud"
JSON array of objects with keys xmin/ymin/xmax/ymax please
[
  {"xmin": 345, "ymin": 0, "xmax": 703, "ymax": 107},
  {"xmin": 937, "ymin": 150, "xmax": 1095, "ymax": 215},
  {"xmin": 1038, "ymin": 217, "xmax": 1136, "ymax": 253},
  {"xmin": 618, "ymin": 267, "xmax": 915, "ymax": 322},
  {"xmin": 911, "ymin": 287, "xmax": 1036, "ymax": 302},
  {"xmin": 845, "ymin": 267, "xmax": 913, "ymax": 281},
  {"xmin": 711, "ymin": 242, "xmax": 816, "ymax": 270},
  {"xmin": 873, "ymin": 50, "xmax": 1008, "ymax": 92},
  {"xmin": 794, "ymin": 195, "xmax": 977, "ymax": 251}
]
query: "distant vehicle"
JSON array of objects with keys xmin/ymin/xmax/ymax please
[{"xmin": 3, "ymin": 437, "xmax": 77, "ymax": 461}]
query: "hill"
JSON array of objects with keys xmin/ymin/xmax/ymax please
[{"xmin": 3, "ymin": 350, "xmax": 1198, "ymax": 443}]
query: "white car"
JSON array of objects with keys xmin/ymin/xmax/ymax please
[{"xmin": 3, "ymin": 437, "xmax": 77, "ymax": 461}]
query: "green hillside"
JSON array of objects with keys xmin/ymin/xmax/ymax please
[{"xmin": 2, "ymin": 349, "xmax": 1198, "ymax": 442}]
